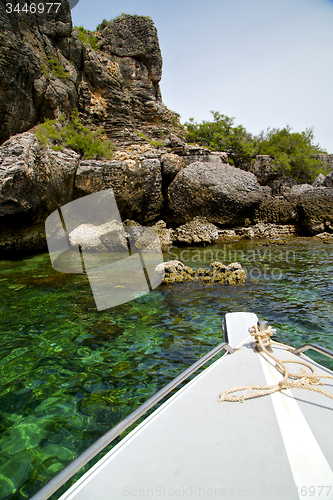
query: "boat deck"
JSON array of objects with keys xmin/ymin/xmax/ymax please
[{"xmin": 59, "ymin": 313, "xmax": 333, "ymax": 500}]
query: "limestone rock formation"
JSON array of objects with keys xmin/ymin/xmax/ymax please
[
  {"xmin": 68, "ymin": 221, "xmax": 128, "ymax": 252},
  {"xmin": 172, "ymin": 218, "xmax": 219, "ymax": 246},
  {"xmin": 74, "ymin": 155, "xmax": 163, "ymax": 223},
  {"xmin": 0, "ymin": 132, "xmax": 79, "ymax": 231},
  {"xmin": 155, "ymin": 260, "xmax": 246, "ymax": 285},
  {"xmin": 0, "ymin": 0, "xmax": 77, "ymax": 144},
  {"xmin": 324, "ymin": 171, "xmax": 333, "ymax": 188},
  {"xmin": 0, "ymin": 4, "xmax": 183, "ymax": 146},
  {"xmin": 253, "ymin": 196, "xmax": 296, "ymax": 225},
  {"xmin": 296, "ymin": 188, "xmax": 333, "ymax": 234},
  {"xmin": 166, "ymin": 162, "xmax": 263, "ymax": 225},
  {"xmin": 312, "ymin": 173, "xmax": 326, "ymax": 187},
  {"xmin": 247, "ymin": 155, "xmax": 278, "ymax": 186}
]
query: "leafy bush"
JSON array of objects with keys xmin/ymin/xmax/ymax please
[
  {"xmin": 35, "ymin": 109, "xmax": 113, "ymax": 159},
  {"xmin": 255, "ymin": 126, "xmax": 327, "ymax": 183},
  {"xmin": 185, "ymin": 111, "xmax": 328, "ymax": 183},
  {"xmin": 76, "ymin": 26, "xmax": 99, "ymax": 51},
  {"xmin": 185, "ymin": 111, "xmax": 254, "ymax": 168}
]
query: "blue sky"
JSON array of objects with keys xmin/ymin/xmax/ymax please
[{"xmin": 71, "ymin": 0, "xmax": 333, "ymax": 152}]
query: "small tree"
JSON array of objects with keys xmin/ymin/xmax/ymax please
[
  {"xmin": 35, "ymin": 109, "xmax": 113, "ymax": 159},
  {"xmin": 185, "ymin": 111, "xmax": 254, "ymax": 168},
  {"xmin": 255, "ymin": 126, "xmax": 327, "ymax": 183}
]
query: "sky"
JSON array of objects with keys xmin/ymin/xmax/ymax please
[{"xmin": 71, "ymin": 0, "xmax": 333, "ymax": 153}]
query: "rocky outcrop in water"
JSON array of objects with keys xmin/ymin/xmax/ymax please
[
  {"xmin": 0, "ymin": 3, "xmax": 333, "ymax": 256},
  {"xmin": 171, "ymin": 218, "xmax": 219, "ymax": 246},
  {"xmin": 155, "ymin": 260, "xmax": 246, "ymax": 285},
  {"xmin": 295, "ymin": 187, "xmax": 333, "ymax": 234}
]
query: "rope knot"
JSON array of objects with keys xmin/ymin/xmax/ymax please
[{"xmin": 249, "ymin": 324, "xmax": 274, "ymax": 348}]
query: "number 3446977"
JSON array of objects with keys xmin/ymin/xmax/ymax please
[{"xmin": 6, "ymin": 3, "xmax": 61, "ymax": 14}]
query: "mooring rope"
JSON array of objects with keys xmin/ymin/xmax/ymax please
[{"xmin": 218, "ymin": 324, "xmax": 333, "ymax": 403}]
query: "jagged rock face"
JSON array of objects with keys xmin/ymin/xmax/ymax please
[
  {"xmin": 0, "ymin": 1, "xmax": 77, "ymax": 144},
  {"xmin": 253, "ymin": 196, "xmax": 296, "ymax": 224},
  {"xmin": 247, "ymin": 155, "xmax": 278, "ymax": 186},
  {"xmin": 167, "ymin": 162, "xmax": 263, "ymax": 225},
  {"xmin": 0, "ymin": 5, "xmax": 183, "ymax": 146},
  {"xmin": 295, "ymin": 188, "xmax": 333, "ymax": 234},
  {"xmin": 0, "ymin": 133, "xmax": 79, "ymax": 231},
  {"xmin": 74, "ymin": 157, "xmax": 163, "ymax": 223},
  {"xmin": 79, "ymin": 15, "xmax": 182, "ymax": 144}
]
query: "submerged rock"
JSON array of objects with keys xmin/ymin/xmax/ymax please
[
  {"xmin": 155, "ymin": 260, "xmax": 246, "ymax": 285},
  {"xmin": 314, "ymin": 232, "xmax": 333, "ymax": 243}
]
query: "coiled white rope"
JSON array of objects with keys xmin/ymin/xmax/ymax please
[{"xmin": 218, "ymin": 324, "xmax": 333, "ymax": 403}]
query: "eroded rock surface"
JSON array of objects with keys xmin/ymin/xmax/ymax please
[
  {"xmin": 0, "ymin": 6, "xmax": 183, "ymax": 146},
  {"xmin": 74, "ymin": 155, "xmax": 163, "ymax": 223},
  {"xmin": 172, "ymin": 218, "xmax": 219, "ymax": 246},
  {"xmin": 167, "ymin": 162, "xmax": 263, "ymax": 225},
  {"xmin": 0, "ymin": 132, "xmax": 79, "ymax": 231},
  {"xmin": 156, "ymin": 260, "xmax": 246, "ymax": 285}
]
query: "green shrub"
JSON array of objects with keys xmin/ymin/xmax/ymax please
[
  {"xmin": 35, "ymin": 109, "xmax": 113, "ymax": 159},
  {"xmin": 255, "ymin": 126, "xmax": 328, "ymax": 183},
  {"xmin": 185, "ymin": 111, "xmax": 328, "ymax": 183},
  {"xmin": 185, "ymin": 111, "xmax": 254, "ymax": 168},
  {"xmin": 76, "ymin": 26, "xmax": 99, "ymax": 51}
]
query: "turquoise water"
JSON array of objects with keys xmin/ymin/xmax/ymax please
[{"xmin": 0, "ymin": 238, "xmax": 332, "ymax": 499}]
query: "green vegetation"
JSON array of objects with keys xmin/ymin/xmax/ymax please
[
  {"xmin": 185, "ymin": 111, "xmax": 328, "ymax": 183},
  {"xmin": 76, "ymin": 26, "xmax": 99, "ymax": 51},
  {"xmin": 41, "ymin": 54, "xmax": 71, "ymax": 82},
  {"xmin": 185, "ymin": 111, "xmax": 254, "ymax": 168},
  {"xmin": 255, "ymin": 126, "xmax": 327, "ymax": 183},
  {"xmin": 35, "ymin": 109, "xmax": 113, "ymax": 159},
  {"xmin": 137, "ymin": 132, "xmax": 164, "ymax": 148}
]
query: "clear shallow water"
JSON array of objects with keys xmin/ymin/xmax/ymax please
[{"xmin": 0, "ymin": 238, "xmax": 332, "ymax": 499}]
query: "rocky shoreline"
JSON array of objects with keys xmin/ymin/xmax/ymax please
[
  {"xmin": 0, "ymin": 5, "xmax": 332, "ymax": 257},
  {"xmin": 156, "ymin": 260, "xmax": 246, "ymax": 285}
]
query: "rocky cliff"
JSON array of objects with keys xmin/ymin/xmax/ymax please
[{"xmin": 0, "ymin": 1, "xmax": 182, "ymax": 146}]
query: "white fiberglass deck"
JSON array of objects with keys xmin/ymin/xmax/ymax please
[{"xmin": 59, "ymin": 312, "xmax": 333, "ymax": 500}]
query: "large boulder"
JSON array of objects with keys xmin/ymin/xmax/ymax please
[
  {"xmin": 166, "ymin": 162, "xmax": 263, "ymax": 225},
  {"xmin": 0, "ymin": 132, "xmax": 79, "ymax": 231},
  {"xmin": 296, "ymin": 187, "xmax": 333, "ymax": 234},
  {"xmin": 68, "ymin": 220, "xmax": 128, "ymax": 252},
  {"xmin": 74, "ymin": 156, "xmax": 163, "ymax": 223}
]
